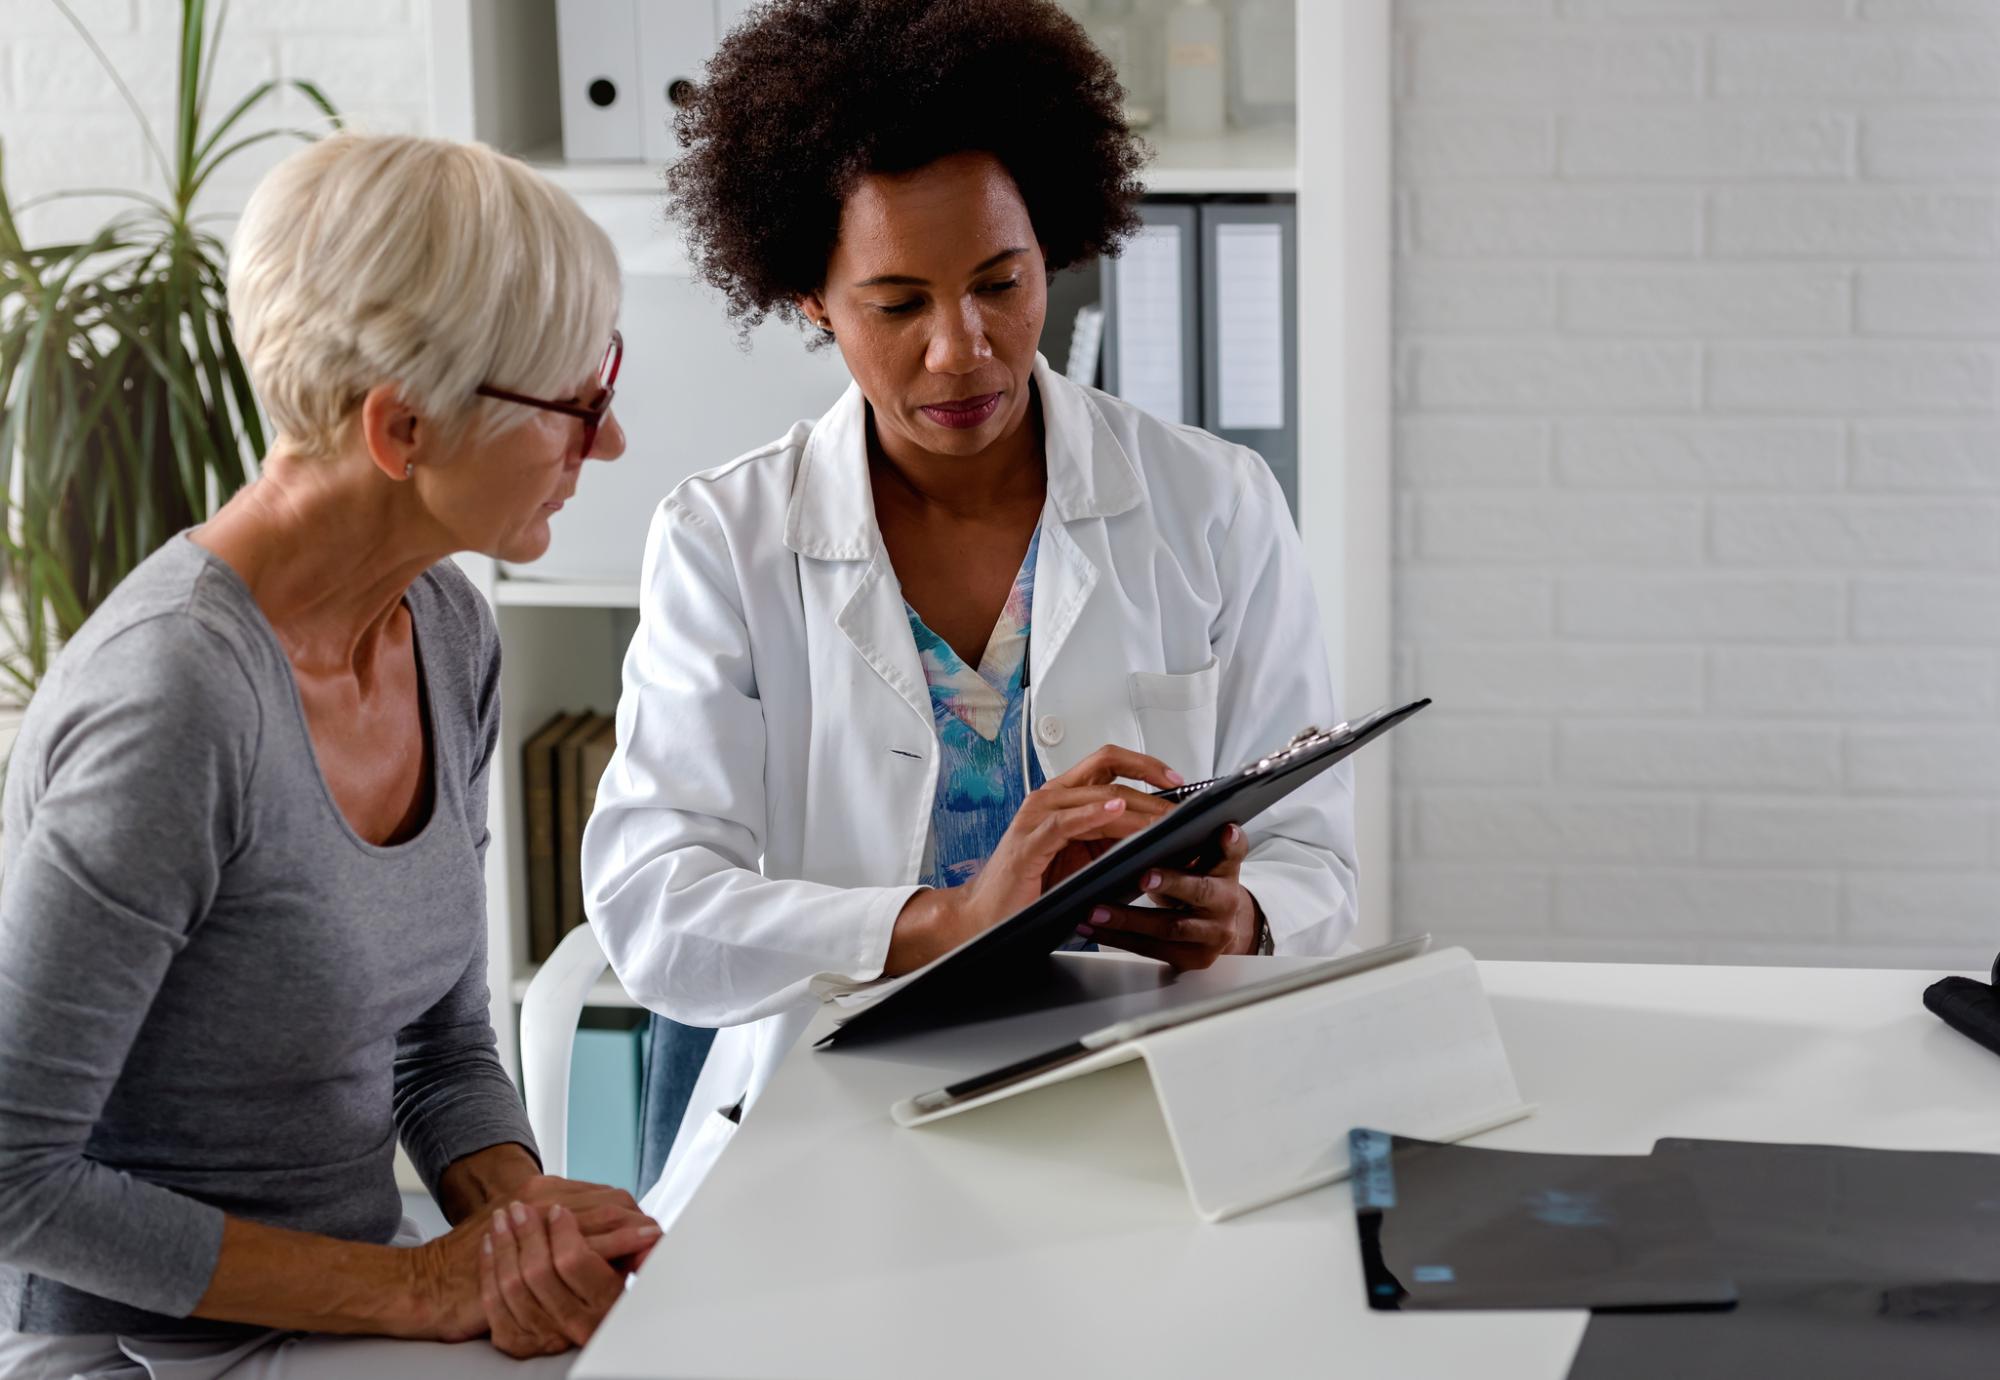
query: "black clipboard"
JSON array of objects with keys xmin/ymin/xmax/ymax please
[{"xmin": 817, "ymin": 697, "xmax": 1431, "ymax": 1048}]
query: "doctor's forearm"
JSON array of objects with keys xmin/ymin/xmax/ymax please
[{"xmin": 885, "ymin": 888, "xmax": 975, "ymax": 975}]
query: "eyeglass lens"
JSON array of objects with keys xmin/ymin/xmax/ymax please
[{"xmin": 583, "ymin": 333, "xmax": 622, "ymax": 456}]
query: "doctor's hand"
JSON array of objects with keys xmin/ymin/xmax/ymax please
[
  {"xmin": 886, "ymin": 745, "xmax": 1182, "ymax": 974},
  {"xmin": 1077, "ymin": 822, "xmax": 1260, "ymax": 971}
]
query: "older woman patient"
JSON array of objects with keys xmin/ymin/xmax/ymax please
[{"xmin": 0, "ymin": 133, "xmax": 648, "ymax": 1377}]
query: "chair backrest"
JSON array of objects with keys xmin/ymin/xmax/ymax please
[
  {"xmin": 517, "ymin": 922, "xmax": 719, "ymax": 1194},
  {"xmin": 518, "ymin": 923, "xmax": 611, "ymax": 1178}
]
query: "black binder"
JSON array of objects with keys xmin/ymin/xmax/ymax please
[{"xmin": 817, "ymin": 698, "xmax": 1430, "ymax": 1048}]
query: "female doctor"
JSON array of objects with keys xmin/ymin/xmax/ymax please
[{"xmin": 582, "ymin": 0, "xmax": 1359, "ymax": 1225}]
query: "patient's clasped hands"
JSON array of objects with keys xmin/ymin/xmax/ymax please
[{"xmin": 415, "ymin": 1167, "xmax": 661, "ymax": 1357}]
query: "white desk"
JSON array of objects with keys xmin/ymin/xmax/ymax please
[{"xmin": 574, "ymin": 958, "xmax": 2000, "ymax": 1380}]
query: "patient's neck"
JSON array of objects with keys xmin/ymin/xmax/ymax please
[{"xmin": 191, "ymin": 446, "xmax": 444, "ymax": 677}]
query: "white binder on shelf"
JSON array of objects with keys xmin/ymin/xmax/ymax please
[
  {"xmin": 1201, "ymin": 202, "xmax": 1298, "ymax": 512},
  {"xmin": 637, "ymin": 1, "xmax": 718, "ymax": 165},
  {"xmin": 893, "ymin": 944, "xmax": 1533, "ymax": 1223},
  {"xmin": 557, "ymin": 0, "xmax": 644, "ymax": 161},
  {"xmin": 1099, "ymin": 199, "xmax": 1300, "ymax": 515},
  {"xmin": 1101, "ymin": 203, "xmax": 1199, "ymax": 427}
]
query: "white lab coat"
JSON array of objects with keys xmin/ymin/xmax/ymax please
[{"xmin": 583, "ymin": 355, "xmax": 1357, "ymax": 1226}]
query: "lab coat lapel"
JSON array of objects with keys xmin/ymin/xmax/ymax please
[
  {"xmin": 1028, "ymin": 357, "xmax": 1143, "ymax": 718},
  {"xmin": 832, "ymin": 556, "xmax": 931, "ymax": 733},
  {"xmin": 786, "ymin": 382, "xmax": 932, "ymax": 735},
  {"xmin": 1029, "ymin": 517, "xmax": 1097, "ymax": 694}
]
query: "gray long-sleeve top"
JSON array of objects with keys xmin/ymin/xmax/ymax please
[{"xmin": 0, "ymin": 535, "xmax": 536, "ymax": 1337}]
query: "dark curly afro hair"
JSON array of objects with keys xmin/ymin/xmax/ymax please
[{"xmin": 666, "ymin": 0, "xmax": 1148, "ymax": 339}]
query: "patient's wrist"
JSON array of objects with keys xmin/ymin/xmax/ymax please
[
  {"xmin": 435, "ymin": 1141, "xmax": 540, "ymax": 1224},
  {"xmin": 394, "ymin": 1236, "xmax": 460, "ymax": 1339}
]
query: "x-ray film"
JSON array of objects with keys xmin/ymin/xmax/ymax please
[
  {"xmin": 1348, "ymin": 1130, "xmax": 1738, "ymax": 1313},
  {"xmin": 1567, "ymin": 1139, "xmax": 2000, "ymax": 1379}
]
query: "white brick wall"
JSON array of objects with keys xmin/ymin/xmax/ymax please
[
  {"xmin": 1395, "ymin": 0, "xmax": 2000, "ymax": 969},
  {"xmin": 0, "ymin": 0, "xmax": 428, "ymax": 243}
]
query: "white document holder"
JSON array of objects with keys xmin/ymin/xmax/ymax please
[
  {"xmin": 558, "ymin": 0, "xmax": 645, "ymax": 162},
  {"xmin": 637, "ymin": 1, "xmax": 717, "ymax": 165},
  {"xmin": 893, "ymin": 947, "xmax": 1533, "ymax": 1222}
]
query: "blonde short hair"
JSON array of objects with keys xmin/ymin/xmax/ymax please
[{"xmin": 229, "ymin": 132, "xmax": 621, "ymax": 458}]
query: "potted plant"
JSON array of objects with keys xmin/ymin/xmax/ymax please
[{"xmin": 0, "ymin": 0, "xmax": 339, "ymax": 701}]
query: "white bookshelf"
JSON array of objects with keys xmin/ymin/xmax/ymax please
[
  {"xmin": 491, "ymin": 578, "xmax": 642, "ymax": 609},
  {"xmin": 1140, "ymin": 125, "xmax": 1298, "ymax": 194},
  {"xmin": 428, "ymin": 0, "xmax": 1391, "ymax": 1078},
  {"xmin": 512, "ymin": 125, "xmax": 1298, "ymax": 200}
]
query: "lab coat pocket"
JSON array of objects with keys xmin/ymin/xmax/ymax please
[{"xmin": 1128, "ymin": 658, "xmax": 1222, "ymax": 780}]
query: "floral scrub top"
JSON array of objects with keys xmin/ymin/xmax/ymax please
[{"xmin": 906, "ymin": 526, "xmax": 1057, "ymax": 886}]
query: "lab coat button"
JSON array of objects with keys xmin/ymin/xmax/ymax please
[{"xmin": 1036, "ymin": 715, "xmax": 1065, "ymax": 746}]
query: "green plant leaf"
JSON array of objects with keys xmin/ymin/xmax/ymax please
[
  {"xmin": 13, "ymin": 187, "xmax": 175, "ymax": 220},
  {"xmin": 290, "ymin": 80, "xmax": 343, "ymax": 130},
  {"xmin": 190, "ymin": 78, "xmax": 277, "ymax": 172},
  {"xmin": 0, "ymin": 0, "xmax": 328, "ymax": 699},
  {"xmin": 188, "ymin": 128, "xmax": 332, "ymax": 205},
  {"xmin": 212, "ymin": 296, "xmax": 265, "ymax": 461},
  {"xmin": 182, "ymin": 280, "xmax": 241, "ymax": 485},
  {"xmin": 89, "ymin": 291, "xmax": 223, "ymax": 431},
  {"xmin": 177, "ymin": 0, "xmax": 208, "ymax": 187},
  {"xmin": 195, "ymin": 0, "xmax": 233, "ymax": 141}
]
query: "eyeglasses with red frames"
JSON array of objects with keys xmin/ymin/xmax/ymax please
[{"xmin": 474, "ymin": 331, "xmax": 623, "ymax": 456}]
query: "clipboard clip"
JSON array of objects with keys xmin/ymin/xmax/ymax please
[{"xmin": 1246, "ymin": 721, "xmax": 1351, "ymax": 777}]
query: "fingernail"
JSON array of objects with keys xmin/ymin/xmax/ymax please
[
  {"xmin": 1144, "ymin": 872, "xmax": 1161, "ymax": 890},
  {"xmin": 510, "ymin": 1202, "xmax": 528, "ymax": 1226},
  {"xmin": 483, "ymin": 1238, "xmax": 493, "ymax": 1256},
  {"xmin": 1091, "ymin": 906, "xmax": 1109, "ymax": 924},
  {"xmin": 1076, "ymin": 923, "xmax": 1094, "ymax": 938},
  {"xmin": 549, "ymin": 1204, "xmax": 565, "ymax": 1222},
  {"xmin": 1103, "ymin": 798, "xmax": 1123, "ymax": 811},
  {"xmin": 492, "ymin": 1210, "xmax": 510, "ymax": 1234},
  {"xmin": 1227, "ymin": 824, "xmax": 1242, "ymax": 842},
  {"xmin": 1166, "ymin": 770, "xmax": 1185, "ymax": 786},
  {"xmin": 639, "ymin": 1224, "xmax": 662, "ymax": 1239}
]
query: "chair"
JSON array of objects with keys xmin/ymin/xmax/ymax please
[
  {"xmin": 518, "ymin": 923, "xmax": 716, "ymax": 1188},
  {"xmin": 518, "ymin": 923, "xmax": 613, "ymax": 1178}
]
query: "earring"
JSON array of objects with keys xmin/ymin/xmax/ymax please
[{"xmin": 404, "ymin": 461, "xmax": 414, "ymax": 480}]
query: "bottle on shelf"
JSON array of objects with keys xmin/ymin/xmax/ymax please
[
  {"xmin": 1228, "ymin": 0, "xmax": 1296, "ymax": 130},
  {"xmin": 1084, "ymin": 0, "xmax": 1160, "ymax": 129},
  {"xmin": 1165, "ymin": 0, "xmax": 1226, "ymax": 140}
]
